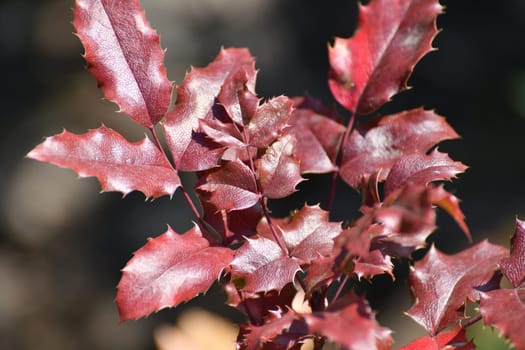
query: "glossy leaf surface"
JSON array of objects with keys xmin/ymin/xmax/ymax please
[
  {"xmin": 247, "ymin": 96, "xmax": 294, "ymax": 148},
  {"xmin": 27, "ymin": 126, "xmax": 180, "ymax": 198},
  {"xmin": 256, "ymin": 134, "xmax": 303, "ymax": 199},
  {"xmin": 354, "ymin": 249, "xmax": 394, "ymax": 280},
  {"xmin": 480, "ymin": 288, "xmax": 525, "ymax": 350},
  {"xmin": 500, "ymin": 218, "xmax": 525, "ymax": 287},
  {"xmin": 74, "ymin": 0, "xmax": 172, "ymax": 127},
  {"xmin": 287, "ymin": 97, "xmax": 346, "ymax": 174},
  {"xmin": 384, "ymin": 150, "xmax": 467, "ymax": 196},
  {"xmin": 406, "ymin": 241, "xmax": 508, "ymax": 335},
  {"xmin": 163, "ymin": 48, "xmax": 256, "ymax": 170},
  {"xmin": 117, "ymin": 226, "xmax": 234, "ymax": 321},
  {"xmin": 328, "ymin": 0, "xmax": 441, "ymax": 114},
  {"xmin": 340, "ymin": 108, "xmax": 460, "ymax": 189},
  {"xmin": 258, "ymin": 205, "xmax": 342, "ymax": 264},
  {"xmin": 231, "ymin": 236, "xmax": 301, "ymax": 293},
  {"xmin": 241, "ymin": 310, "xmax": 299, "ymax": 350},
  {"xmin": 198, "ymin": 160, "xmax": 260, "ymax": 212},
  {"xmin": 304, "ymin": 293, "xmax": 392, "ymax": 350}
]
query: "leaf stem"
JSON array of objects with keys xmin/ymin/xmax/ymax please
[
  {"xmin": 326, "ymin": 113, "xmax": 356, "ymax": 211},
  {"xmin": 242, "ymin": 137, "xmax": 289, "ymax": 256},
  {"xmin": 235, "ymin": 288, "xmax": 259, "ymax": 325},
  {"xmin": 148, "ymin": 127, "xmax": 217, "ymax": 244},
  {"xmin": 331, "ymin": 274, "xmax": 350, "ymax": 304},
  {"xmin": 460, "ymin": 314, "xmax": 482, "ymax": 329},
  {"xmin": 261, "ymin": 201, "xmax": 290, "ymax": 256}
]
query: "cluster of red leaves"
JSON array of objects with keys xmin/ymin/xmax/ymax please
[{"xmin": 27, "ymin": 0, "xmax": 525, "ymax": 349}]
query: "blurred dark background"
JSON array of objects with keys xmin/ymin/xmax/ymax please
[{"xmin": 1, "ymin": 0, "xmax": 524, "ymax": 349}]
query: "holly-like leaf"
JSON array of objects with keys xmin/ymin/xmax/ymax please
[
  {"xmin": 199, "ymin": 117, "xmax": 246, "ymax": 149},
  {"xmin": 231, "ymin": 236, "xmax": 301, "ymax": 293},
  {"xmin": 217, "ymin": 68, "xmax": 259, "ymax": 126},
  {"xmin": 372, "ymin": 184, "xmax": 437, "ymax": 256},
  {"xmin": 406, "ymin": 241, "xmax": 509, "ymax": 335},
  {"xmin": 340, "ymin": 108, "xmax": 460, "ymax": 189},
  {"xmin": 354, "ymin": 249, "xmax": 394, "ymax": 280},
  {"xmin": 500, "ymin": 218, "xmax": 525, "ymax": 288},
  {"xmin": 304, "ymin": 293, "xmax": 392, "ymax": 350},
  {"xmin": 74, "ymin": 0, "xmax": 172, "ymax": 128},
  {"xmin": 303, "ymin": 255, "xmax": 339, "ymax": 293},
  {"xmin": 241, "ymin": 309, "xmax": 301, "ymax": 350},
  {"xmin": 335, "ymin": 214, "xmax": 375, "ymax": 257},
  {"xmin": 27, "ymin": 126, "xmax": 180, "ymax": 198},
  {"xmin": 116, "ymin": 225, "xmax": 234, "ymax": 321},
  {"xmin": 225, "ymin": 283, "xmax": 297, "ymax": 326},
  {"xmin": 384, "ymin": 150, "xmax": 467, "ymax": 196},
  {"xmin": 398, "ymin": 325, "xmax": 474, "ymax": 350},
  {"xmin": 258, "ymin": 205, "xmax": 342, "ymax": 264},
  {"xmin": 328, "ymin": 0, "xmax": 442, "ymax": 114},
  {"xmin": 256, "ymin": 134, "xmax": 304, "ymax": 199},
  {"xmin": 286, "ymin": 96, "xmax": 346, "ymax": 174},
  {"xmin": 198, "ymin": 160, "xmax": 260, "ymax": 212},
  {"xmin": 247, "ymin": 96, "xmax": 294, "ymax": 148},
  {"xmin": 429, "ymin": 185, "xmax": 470, "ymax": 237},
  {"xmin": 480, "ymin": 288, "xmax": 525, "ymax": 350},
  {"xmin": 199, "ymin": 200, "xmax": 263, "ymax": 244},
  {"xmin": 163, "ymin": 48, "xmax": 256, "ymax": 170}
]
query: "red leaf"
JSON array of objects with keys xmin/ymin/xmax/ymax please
[
  {"xmin": 217, "ymin": 68, "xmax": 259, "ymax": 126},
  {"xmin": 225, "ymin": 283, "xmax": 297, "ymax": 326},
  {"xmin": 372, "ymin": 184, "xmax": 437, "ymax": 256},
  {"xmin": 163, "ymin": 48, "xmax": 256, "ymax": 170},
  {"xmin": 429, "ymin": 185, "xmax": 470, "ymax": 238},
  {"xmin": 354, "ymin": 249, "xmax": 394, "ymax": 280},
  {"xmin": 480, "ymin": 288, "xmax": 525, "ymax": 350},
  {"xmin": 116, "ymin": 225, "xmax": 234, "ymax": 321},
  {"xmin": 258, "ymin": 205, "xmax": 342, "ymax": 264},
  {"xmin": 27, "ymin": 126, "xmax": 180, "ymax": 198},
  {"xmin": 256, "ymin": 134, "xmax": 304, "ymax": 199},
  {"xmin": 198, "ymin": 160, "xmax": 260, "ymax": 212},
  {"xmin": 247, "ymin": 96, "xmax": 294, "ymax": 148},
  {"xmin": 340, "ymin": 109, "xmax": 459, "ymax": 189},
  {"xmin": 74, "ymin": 0, "xmax": 172, "ymax": 128},
  {"xmin": 304, "ymin": 256, "xmax": 338, "ymax": 293},
  {"xmin": 398, "ymin": 325, "xmax": 474, "ymax": 350},
  {"xmin": 231, "ymin": 236, "xmax": 301, "ymax": 293},
  {"xmin": 287, "ymin": 96, "xmax": 346, "ymax": 174},
  {"xmin": 406, "ymin": 241, "xmax": 508, "ymax": 335},
  {"xmin": 335, "ymin": 214, "xmax": 375, "ymax": 257},
  {"xmin": 384, "ymin": 150, "xmax": 467, "ymax": 196},
  {"xmin": 242, "ymin": 310, "xmax": 300, "ymax": 350},
  {"xmin": 199, "ymin": 200, "xmax": 263, "ymax": 244},
  {"xmin": 304, "ymin": 293, "xmax": 392, "ymax": 350},
  {"xmin": 199, "ymin": 118, "xmax": 246, "ymax": 149},
  {"xmin": 328, "ymin": 0, "xmax": 442, "ymax": 114},
  {"xmin": 500, "ymin": 218, "xmax": 525, "ymax": 287}
]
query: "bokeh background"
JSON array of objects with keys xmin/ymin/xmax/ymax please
[{"xmin": 1, "ymin": 0, "xmax": 524, "ymax": 349}]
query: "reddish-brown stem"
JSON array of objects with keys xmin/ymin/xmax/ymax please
[
  {"xmin": 460, "ymin": 314, "xmax": 482, "ymax": 329},
  {"xmin": 331, "ymin": 274, "xmax": 350, "ymax": 304},
  {"xmin": 261, "ymin": 200, "xmax": 290, "ymax": 256},
  {"xmin": 242, "ymin": 133, "xmax": 289, "ymax": 256},
  {"xmin": 148, "ymin": 127, "xmax": 217, "ymax": 244},
  {"xmin": 326, "ymin": 113, "xmax": 356, "ymax": 211},
  {"xmin": 236, "ymin": 287, "xmax": 259, "ymax": 326},
  {"xmin": 326, "ymin": 171, "xmax": 339, "ymax": 211}
]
